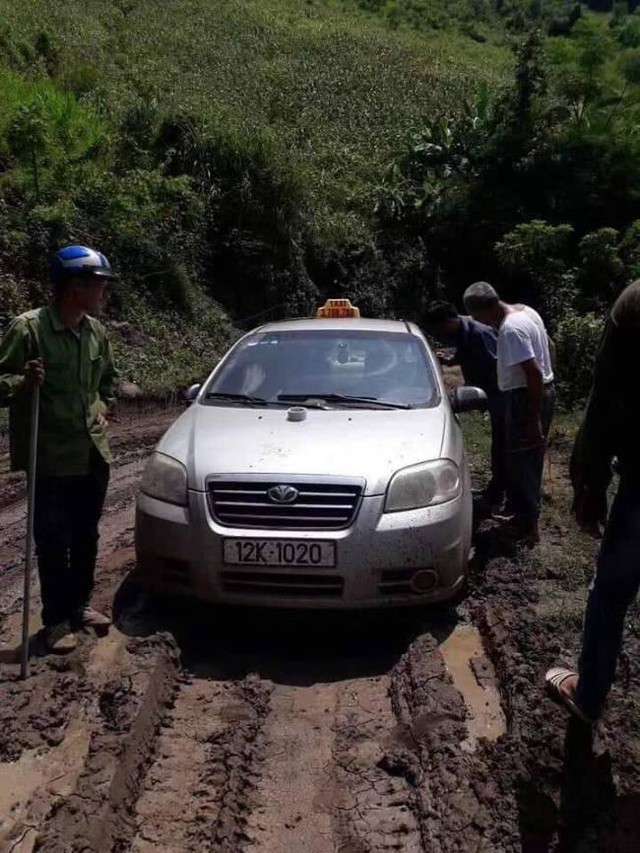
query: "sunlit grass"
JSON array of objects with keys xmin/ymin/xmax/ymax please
[{"xmin": 0, "ymin": 0, "xmax": 511, "ymax": 236}]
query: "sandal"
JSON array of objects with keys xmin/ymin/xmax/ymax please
[{"xmin": 545, "ymin": 667, "xmax": 595, "ymax": 725}]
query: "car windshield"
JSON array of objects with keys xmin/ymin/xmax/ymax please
[{"xmin": 204, "ymin": 329, "xmax": 440, "ymax": 408}]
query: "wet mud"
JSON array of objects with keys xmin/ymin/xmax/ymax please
[{"xmin": 1, "ymin": 406, "xmax": 639, "ymax": 852}]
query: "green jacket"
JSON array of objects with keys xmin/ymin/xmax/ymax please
[{"xmin": 0, "ymin": 303, "xmax": 118, "ymax": 476}]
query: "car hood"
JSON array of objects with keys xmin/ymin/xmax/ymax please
[{"xmin": 157, "ymin": 404, "xmax": 447, "ymax": 496}]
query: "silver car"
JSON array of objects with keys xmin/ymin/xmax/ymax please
[{"xmin": 134, "ymin": 308, "xmax": 487, "ymax": 608}]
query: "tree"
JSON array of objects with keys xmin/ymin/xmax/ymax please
[
  {"xmin": 7, "ymin": 100, "xmax": 49, "ymax": 200},
  {"xmin": 494, "ymin": 221, "xmax": 575, "ymax": 324}
]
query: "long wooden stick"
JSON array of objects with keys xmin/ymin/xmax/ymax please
[{"xmin": 20, "ymin": 385, "xmax": 40, "ymax": 680}]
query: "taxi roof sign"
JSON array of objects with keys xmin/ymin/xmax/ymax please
[{"xmin": 316, "ymin": 298, "xmax": 360, "ymax": 319}]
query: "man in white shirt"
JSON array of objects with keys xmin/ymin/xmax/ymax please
[{"xmin": 463, "ymin": 281, "xmax": 556, "ymax": 544}]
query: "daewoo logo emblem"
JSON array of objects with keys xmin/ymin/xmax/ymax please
[{"xmin": 267, "ymin": 484, "xmax": 299, "ymax": 504}]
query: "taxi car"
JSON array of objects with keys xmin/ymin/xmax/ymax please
[{"xmin": 134, "ymin": 300, "xmax": 487, "ymax": 607}]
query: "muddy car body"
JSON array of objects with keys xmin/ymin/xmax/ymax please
[{"xmin": 134, "ymin": 310, "xmax": 486, "ymax": 607}]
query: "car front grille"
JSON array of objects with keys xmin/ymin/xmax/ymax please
[
  {"xmin": 221, "ymin": 570, "xmax": 344, "ymax": 598},
  {"xmin": 208, "ymin": 479, "xmax": 363, "ymax": 530}
]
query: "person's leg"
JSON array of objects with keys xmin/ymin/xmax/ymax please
[
  {"xmin": 541, "ymin": 383, "xmax": 555, "ymax": 441},
  {"xmin": 575, "ymin": 480, "xmax": 640, "ymax": 720},
  {"xmin": 33, "ymin": 475, "xmax": 79, "ymax": 652},
  {"xmin": 504, "ymin": 390, "xmax": 534, "ymax": 524},
  {"xmin": 68, "ymin": 451, "xmax": 110, "ymax": 619},
  {"xmin": 511, "ymin": 447, "xmax": 543, "ymax": 537},
  {"xmin": 485, "ymin": 393, "xmax": 508, "ymax": 507},
  {"xmin": 504, "ymin": 386, "xmax": 555, "ymax": 540},
  {"xmin": 33, "ymin": 476, "xmax": 74, "ymax": 628}
]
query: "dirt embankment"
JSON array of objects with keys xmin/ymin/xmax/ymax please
[{"xmin": 1, "ymin": 407, "xmax": 639, "ymax": 853}]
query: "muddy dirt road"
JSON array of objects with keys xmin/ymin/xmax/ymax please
[{"xmin": 1, "ymin": 408, "xmax": 640, "ymax": 852}]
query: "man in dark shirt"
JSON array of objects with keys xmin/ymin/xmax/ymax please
[
  {"xmin": 545, "ymin": 279, "xmax": 640, "ymax": 723},
  {"xmin": 425, "ymin": 301, "xmax": 506, "ymax": 509}
]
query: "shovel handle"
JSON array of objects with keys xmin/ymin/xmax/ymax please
[{"xmin": 20, "ymin": 385, "xmax": 40, "ymax": 680}]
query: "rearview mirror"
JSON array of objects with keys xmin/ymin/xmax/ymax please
[
  {"xmin": 184, "ymin": 383, "xmax": 201, "ymax": 406},
  {"xmin": 450, "ymin": 386, "xmax": 488, "ymax": 414}
]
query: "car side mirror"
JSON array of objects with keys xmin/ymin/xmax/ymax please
[
  {"xmin": 184, "ymin": 383, "xmax": 201, "ymax": 406},
  {"xmin": 450, "ymin": 386, "xmax": 488, "ymax": 414}
]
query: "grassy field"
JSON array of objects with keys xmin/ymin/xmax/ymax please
[
  {"xmin": 0, "ymin": 0, "xmax": 517, "ymax": 393},
  {"xmin": 0, "ymin": 0, "xmax": 511, "ymax": 242}
]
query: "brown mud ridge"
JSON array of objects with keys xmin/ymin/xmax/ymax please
[{"xmin": 1, "ymin": 408, "xmax": 640, "ymax": 852}]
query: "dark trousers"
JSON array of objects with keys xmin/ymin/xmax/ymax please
[
  {"xmin": 34, "ymin": 451, "xmax": 110, "ymax": 627},
  {"xmin": 577, "ymin": 478, "xmax": 640, "ymax": 720},
  {"xmin": 485, "ymin": 393, "xmax": 508, "ymax": 505},
  {"xmin": 504, "ymin": 383, "xmax": 556, "ymax": 525}
]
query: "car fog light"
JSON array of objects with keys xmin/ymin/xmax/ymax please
[{"xmin": 410, "ymin": 569, "xmax": 439, "ymax": 593}]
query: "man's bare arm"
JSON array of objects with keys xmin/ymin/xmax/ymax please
[{"xmin": 520, "ymin": 357, "xmax": 544, "ymax": 448}]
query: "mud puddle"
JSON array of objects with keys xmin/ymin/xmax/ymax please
[{"xmin": 439, "ymin": 624, "xmax": 506, "ymax": 748}]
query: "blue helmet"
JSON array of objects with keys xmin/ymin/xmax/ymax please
[{"xmin": 51, "ymin": 245, "xmax": 116, "ymax": 285}]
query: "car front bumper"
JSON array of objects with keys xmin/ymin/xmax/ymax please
[{"xmin": 133, "ymin": 488, "xmax": 471, "ymax": 609}]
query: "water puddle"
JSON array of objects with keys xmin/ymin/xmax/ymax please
[{"xmin": 439, "ymin": 624, "xmax": 506, "ymax": 749}]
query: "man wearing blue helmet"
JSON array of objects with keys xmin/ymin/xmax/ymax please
[{"xmin": 0, "ymin": 245, "xmax": 118, "ymax": 653}]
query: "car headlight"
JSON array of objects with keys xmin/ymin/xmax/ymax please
[
  {"xmin": 384, "ymin": 460, "xmax": 460, "ymax": 512},
  {"xmin": 141, "ymin": 452, "xmax": 188, "ymax": 506}
]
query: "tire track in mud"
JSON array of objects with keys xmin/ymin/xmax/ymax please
[
  {"xmin": 2, "ymin": 603, "xmax": 513, "ymax": 853},
  {"xmin": 35, "ymin": 633, "xmax": 181, "ymax": 853},
  {"xmin": 388, "ymin": 633, "xmax": 500, "ymax": 853},
  {"xmin": 0, "ymin": 629, "xmax": 180, "ymax": 852},
  {"xmin": 1, "ymin": 620, "xmax": 512, "ymax": 853},
  {"xmin": 128, "ymin": 671, "xmax": 274, "ymax": 853},
  {"xmin": 330, "ymin": 675, "xmax": 422, "ymax": 852},
  {"xmin": 243, "ymin": 675, "xmax": 422, "ymax": 853},
  {"xmin": 124, "ymin": 641, "xmax": 425, "ymax": 853}
]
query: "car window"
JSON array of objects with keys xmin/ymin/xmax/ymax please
[{"xmin": 205, "ymin": 329, "xmax": 440, "ymax": 408}]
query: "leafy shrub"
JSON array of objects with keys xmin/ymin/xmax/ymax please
[
  {"xmin": 107, "ymin": 292, "xmax": 238, "ymax": 395},
  {"xmin": 494, "ymin": 221, "xmax": 575, "ymax": 327},
  {"xmin": 619, "ymin": 219, "xmax": 640, "ymax": 279},
  {"xmin": 554, "ymin": 311, "xmax": 605, "ymax": 408},
  {"xmin": 577, "ymin": 228, "xmax": 625, "ymax": 307}
]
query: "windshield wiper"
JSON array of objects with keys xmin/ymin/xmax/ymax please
[
  {"xmin": 205, "ymin": 392, "xmax": 269, "ymax": 405},
  {"xmin": 277, "ymin": 393, "xmax": 411, "ymax": 410},
  {"xmin": 205, "ymin": 392, "xmax": 327, "ymax": 408}
]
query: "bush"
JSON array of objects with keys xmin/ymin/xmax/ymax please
[
  {"xmin": 619, "ymin": 219, "xmax": 640, "ymax": 279},
  {"xmin": 577, "ymin": 228, "xmax": 625, "ymax": 308},
  {"xmin": 494, "ymin": 221, "xmax": 575, "ymax": 327},
  {"xmin": 554, "ymin": 311, "xmax": 605, "ymax": 408}
]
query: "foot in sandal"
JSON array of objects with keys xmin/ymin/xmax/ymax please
[{"xmin": 545, "ymin": 667, "xmax": 596, "ymax": 725}]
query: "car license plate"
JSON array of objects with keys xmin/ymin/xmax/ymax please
[{"xmin": 223, "ymin": 539, "xmax": 336, "ymax": 567}]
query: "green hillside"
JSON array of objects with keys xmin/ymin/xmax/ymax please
[
  {"xmin": 2, "ymin": 1, "xmax": 640, "ymax": 399},
  {"xmin": 0, "ymin": 0, "xmax": 511, "ymax": 231},
  {"xmin": 0, "ymin": 0, "xmax": 515, "ymax": 392}
]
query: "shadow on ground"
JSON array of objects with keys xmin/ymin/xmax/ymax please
[
  {"xmin": 112, "ymin": 575, "xmax": 459, "ymax": 685},
  {"xmin": 517, "ymin": 719, "xmax": 640, "ymax": 853}
]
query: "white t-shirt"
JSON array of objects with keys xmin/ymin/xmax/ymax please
[{"xmin": 497, "ymin": 306, "xmax": 554, "ymax": 392}]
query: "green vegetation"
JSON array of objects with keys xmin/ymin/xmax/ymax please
[
  {"xmin": 344, "ymin": 0, "xmax": 582, "ymax": 36},
  {"xmin": 378, "ymin": 9, "xmax": 640, "ymax": 404},
  {"xmin": 0, "ymin": 0, "xmax": 511, "ymax": 391},
  {"xmin": 1, "ymin": 1, "xmax": 640, "ymax": 400}
]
